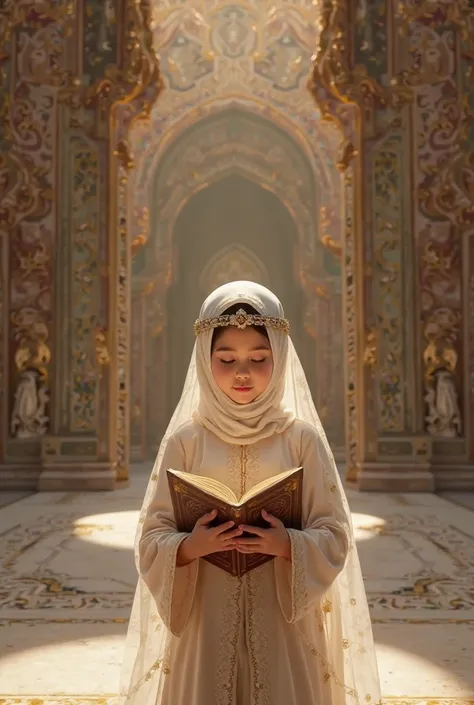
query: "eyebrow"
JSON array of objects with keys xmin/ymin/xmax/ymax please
[{"xmin": 214, "ymin": 345, "xmax": 271, "ymax": 353}]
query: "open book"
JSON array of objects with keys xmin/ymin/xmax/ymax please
[{"xmin": 167, "ymin": 467, "xmax": 303, "ymax": 577}]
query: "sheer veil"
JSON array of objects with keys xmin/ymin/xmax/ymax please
[{"xmin": 120, "ymin": 283, "xmax": 381, "ymax": 705}]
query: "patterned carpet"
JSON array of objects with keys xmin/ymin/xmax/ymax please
[{"xmin": 0, "ymin": 469, "xmax": 473, "ymax": 702}]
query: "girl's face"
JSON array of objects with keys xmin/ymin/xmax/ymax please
[{"xmin": 211, "ymin": 326, "xmax": 273, "ymax": 404}]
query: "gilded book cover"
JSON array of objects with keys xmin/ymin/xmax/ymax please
[{"xmin": 167, "ymin": 467, "xmax": 303, "ymax": 577}]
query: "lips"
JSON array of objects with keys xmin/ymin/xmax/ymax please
[{"xmin": 233, "ymin": 386, "xmax": 252, "ymax": 392}]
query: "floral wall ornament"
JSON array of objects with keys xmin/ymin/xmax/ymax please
[
  {"xmin": 363, "ymin": 330, "xmax": 377, "ymax": 370},
  {"xmin": 95, "ymin": 329, "xmax": 111, "ymax": 368},
  {"xmin": 131, "ymin": 206, "xmax": 150, "ymax": 259},
  {"xmin": 319, "ymin": 206, "xmax": 342, "ymax": 258},
  {"xmin": 11, "ymin": 318, "xmax": 51, "ymax": 378}
]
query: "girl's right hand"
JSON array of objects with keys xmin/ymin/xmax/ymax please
[{"xmin": 177, "ymin": 510, "xmax": 242, "ymax": 565}]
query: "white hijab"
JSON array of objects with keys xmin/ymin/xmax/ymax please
[{"xmin": 193, "ymin": 281, "xmax": 295, "ymax": 445}]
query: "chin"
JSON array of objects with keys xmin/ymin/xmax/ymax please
[
  {"xmin": 233, "ymin": 397, "xmax": 256, "ymax": 405},
  {"xmin": 228, "ymin": 390, "xmax": 258, "ymax": 404}
]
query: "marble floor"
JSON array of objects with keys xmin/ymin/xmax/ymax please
[{"xmin": 0, "ymin": 464, "xmax": 473, "ymax": 705}]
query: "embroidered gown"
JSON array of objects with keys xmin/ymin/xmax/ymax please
[{"xmin": 139, "ymin": 417, "xmax": 351, "ymax": 705}]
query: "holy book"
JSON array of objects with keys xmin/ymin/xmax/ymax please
[{"xmin": 167, "ymin": 466, "xmax": 303, "ymax": 577}]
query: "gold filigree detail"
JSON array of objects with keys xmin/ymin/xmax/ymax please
[
  {"xmin": 319, "ymin": 206, "xmax": 342, "ymax": 257},
  {"xmin": 238, "ymin": 445, "xmax": 259, "ymax": 500},
  {"xmin": 194, "ymin": 308, "xmax": 290, "ymax": 336},
  {"xmin": 214, "ymin": 574, "xmax": 243, "ymax": 705},
  {"xmin": 322, "ymin": 599, "xmax": 332, "ymax": 613},
  {"xmin": 12, "ymin": 318, "xmax": 51, "ymax": 381},
  {"xmin": 114, "ymin": 140, "xmax": 135, "ymax": 170},
  {"xmin": 337, "ymin": 142, "xmax": 359, "ymax": 171},
  {"xmin": 247, "ymin": 572, "xmax": 271, "ymax": 705},
  {"xmin": 16, "ymin": 241, "xmax": 50, "ymax": 278},
  {"xmin": 423, "ymin": 340, "xmax": 458, "ymax": 380},
  {"xmin": 240, "ymin": 445, "xmax": 248, "ymax": 498},
  {"xmin": 120, "ymin": 656, "xmax": 171, "ymax": 698},
  {"xmin": 95, "ymin": 329, "xmax": 111, "ymax": 367},
  {"xmin": 363, "ymin": 330, "xmax": 377, "ymax": 369},
  {"xmin": 84, "ymin": 0, "xmax": 162, "ymax": 119},
  {"xmin": 227, "ymin": 445, "xmax": 242, "ymax": 499},
  {"xmin": 131, "ymin": 206, "xmax": 150, "ymax": 257}
]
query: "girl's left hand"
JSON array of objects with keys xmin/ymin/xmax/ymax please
[{"xmin": 234, "ymin": 509, "xmax": 291, "ymax": 560}]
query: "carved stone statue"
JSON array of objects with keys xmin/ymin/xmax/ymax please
[
  {"xmin": 425, "ymin": 368, "xmax": 462, "ymax": 438},
  {"xmin": 11, "ymin": 369, "xmax": 49, "ymax": 439}
]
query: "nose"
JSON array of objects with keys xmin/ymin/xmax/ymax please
[{"xmin": 235, "ymin": 364, "xmax": 250, "ymax": 381}]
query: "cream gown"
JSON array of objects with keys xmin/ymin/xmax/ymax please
[{"xmin": 139, "ymin": 417, "xmax": 353, "ymax": 705}]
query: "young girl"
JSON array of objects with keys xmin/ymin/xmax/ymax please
[{"xmin": 120, "ymin": 281, "xmax": 381, "ymax": 705}]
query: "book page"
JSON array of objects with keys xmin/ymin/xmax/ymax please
[
  {"xmin": 167, "ymin": 469, "xmax": 239, "ymax": 505},
  {"xmin": 240, "ymin": 467, "xmax": 302, "ymax": 504}
]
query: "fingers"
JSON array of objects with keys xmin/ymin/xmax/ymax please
[
  {"xmin": 238, "ymin": 525, "xmax": 266, "ymax": 537},
  {"xmin": 236, "ymin": 545, "xmax": 263, "ymax": 553},
  {"xmin": 226, "ymin": 527, "xmax": 245, "ymax": 539},
  {"xmin": 235, "ymin": 537, "xmax": 261, "ymax": 546},
  {"xmin": 220, "ymin": 541, "xmax": 238, "ymax": 551},
  {"xmin": 214, "ymin": 520, "xmax": 237, "ymax": 535},
  {"xmin": 217, "ymin": 534, "xmax": 241, "ymax": 551},
  {"xmin": 196, "ymin": 509, "xmax": 217, "ymax": 526},
  {"xmin": 261, "ymin": 510, "xmax": 282, "ymax": 527}
]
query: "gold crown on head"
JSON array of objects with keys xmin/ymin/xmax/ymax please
[{"xmin": 193, "ymin": 308, "xmax": 290, "ymax": 336}]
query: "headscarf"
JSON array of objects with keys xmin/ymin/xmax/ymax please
[{"xmin": 193, "ymin": 281, "xmax": 295, "ymax": 444}]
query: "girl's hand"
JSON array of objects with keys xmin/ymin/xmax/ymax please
[
  {"xmin": 234, "ymin": 509, "xmax": 291, "ymax": 561},
  {"xmin": 177, "ymin": 510, "xmax": 243, "ymax": 566}
]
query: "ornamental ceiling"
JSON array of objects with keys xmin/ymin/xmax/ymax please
[{"xmin": 128, "ymin": 0, "xmax": 342, "ymax": 256}]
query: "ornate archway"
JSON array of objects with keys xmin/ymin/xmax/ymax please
[
  {"xmin": 129, "ymin": 110, "xmax": 344, "ymax": 458},
  {"xmin": 199, "ymin": 244, "xmax": 270, "ymax": 293},
  {"xmin": 132, "ymin": 109, "xmax": 342, "ymax": 346}
]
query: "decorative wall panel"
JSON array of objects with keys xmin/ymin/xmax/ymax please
[
  {"xmin": 0, "ymin": 2, "xmax": 74, "ymax": 476},
  {"xmin": 406, "ymin": 9, "xmax": 467, "ymax": 452},
  {"xmin": 82, "ymin": 0, "xmax": 117, "ymax": 85},
  {"xmin": 0, "ymin": 0, "xmax": 160, "ymax": 488},
  {"xmin": 371, "ymin": 132, "xmax": 406, "ymax": 433},
  {"xmin": 69, "ymin": 137, "xmax": 101, "ymax": 432}
]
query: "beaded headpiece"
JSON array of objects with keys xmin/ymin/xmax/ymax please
[{"xmin": 193, "ymin": 307, "xmax": 290, "ymax": 336}]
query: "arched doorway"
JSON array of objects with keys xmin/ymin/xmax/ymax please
[
  {"xmin": 129, "ymin": 109, "xmax": 344, "ymax": 461},
  {"xmin": 166, "ymin": 174, "xmax": 312, "ymax": 414}
]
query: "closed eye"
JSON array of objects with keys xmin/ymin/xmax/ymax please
[{"xmin": 219, "ymin": 358, "xmax": 266, "ymax": 365}]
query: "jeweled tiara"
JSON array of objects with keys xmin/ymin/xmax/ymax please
[{"xmin": 193, "ymin": 308, "xmax": 290, "ymax": 336}]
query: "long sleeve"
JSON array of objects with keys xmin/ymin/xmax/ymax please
[
  {"xmin": 274, "ymin": 423, "xmax": 350, "ymax": 623},
  {"xmin": 138, "ymin": 432, "xmax": 199, "ymax": 637}
]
